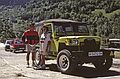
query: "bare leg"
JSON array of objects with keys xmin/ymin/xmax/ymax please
[
  {"xmin": 26, "ymin": 52, "xmax": 30, "ymax": 66},
  {"xmin": 41, "ymin": 54, "xmax": 45, "ymax": 65},
  {"xmin": 32, "ymin": 51, "xmax": 36, "ymax": 66},
  {"xmin": 38, "ymin": 54, "xmax": 41, "ymax": 65},
  {"xmin": 32, "ymin": 52, "xmax": 36, "ymax": 61},
  {"xmin": 39, "ymin": 51, "xmax": 45, "ymax": 65}
]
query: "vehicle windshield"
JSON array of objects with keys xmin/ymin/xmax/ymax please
[
  {"xmin": 53, "ymin": 22, "xmax": 89, "ymax": 36},
  {"xmin": 6, "ymin": 40, "xmax": 12, "ymax": 44},
  {"xmin": 15, "ymin": 40, "xmax": 23, "ymax": 44}
]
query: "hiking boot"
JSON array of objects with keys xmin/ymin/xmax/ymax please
[
  {"xmin": 35, "ymin": 65, "xmax": 42, "ymax": 70},
  {"xmin": 41, "ymin": 64, "xmax": 46, "ymax": 69}
]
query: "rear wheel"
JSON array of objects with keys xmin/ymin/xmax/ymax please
[
  {"xmin": 57, "ymin": 49, "xmax": 77, "ymax": 74},
  {"xmin": 93, "ymin": 57, "xmax": 113, "ymax": 71}
]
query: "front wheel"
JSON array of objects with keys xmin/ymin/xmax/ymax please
[
  {"xmin": 93, "ymin": 57, "xmax": 113, "ymax": 71},
  {"xmin": 57, "ymin": 49, "xmax": 77, "ymax": 74}
]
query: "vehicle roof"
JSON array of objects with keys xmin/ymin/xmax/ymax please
[
  {"xmin": 6, "ymin": 40, "xmax": 13, "ymax": 42},
  {"xmin": 35, "ymin": 19, "xmax": 86, "ymax": 27},
  {"xmin": 41, "ymin": 19, "xmax": 79, "ymax": 23}
]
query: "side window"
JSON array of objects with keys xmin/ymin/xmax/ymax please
[
  {"xmin": 6, "ymin": 41, "xmax": 10, "ymax": 44},
  {"xmin": 48, "ymin": 26, "xmax": 52, "ymax": 33},
  {"xmin": 55, "ymin": 25, "xmax": 64, "ymax": 33},
  {"xmin": 78, "ymin": 26, "xmax": 88, "ymax": 33},
  {"xmin": 65, "ymin": 26, "xmax": 73, "ymax": 32}
]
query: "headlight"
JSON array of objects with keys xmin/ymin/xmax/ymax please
[{"xmin": 70, "ymin": 39, "xmax": 79, "ymax": 45}]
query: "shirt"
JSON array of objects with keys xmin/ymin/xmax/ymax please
[
  {"xmin": 22, "ymin": 30, "xmax": 39, "ymax": 45},
  {"xmin": 40, "ymin": 32, "xmax": 51, "ymax": 52}
]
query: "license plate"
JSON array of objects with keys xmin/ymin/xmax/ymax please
[
  {"xmin": 88, "ymin": 52, "xmax": 103, "ymax": 57},
  {"xmin": 19, "ymin": 48, "xmax": 24, "ymax": 49}
]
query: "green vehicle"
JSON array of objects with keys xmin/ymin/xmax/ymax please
[{"xmin": 35, "ymin": 19, "xmax": 114, "ymax": 73}]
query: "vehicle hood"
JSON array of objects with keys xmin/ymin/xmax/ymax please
[{"xmin": 59, "ymin": 36, "xmax": 101, "ymax": 40}]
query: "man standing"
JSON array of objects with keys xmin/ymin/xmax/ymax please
[{"xmin": 22, "ymin": 23, "xmax": 39, "ymax": 67}]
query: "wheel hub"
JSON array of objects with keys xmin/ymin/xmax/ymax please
[{"xmin": 59, "ymin": 55, "xmax": 70, "ymax": 70}]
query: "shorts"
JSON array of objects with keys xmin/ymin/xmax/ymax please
[{"xmin": 26, "ymin": 44, "xmax": 36, "ymax": 52}]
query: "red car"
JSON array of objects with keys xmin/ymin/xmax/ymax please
[{"xmin": 10, "ymin": 39, "xmax": 26, "ymax": 53}]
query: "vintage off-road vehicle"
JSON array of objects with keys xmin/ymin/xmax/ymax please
[{"xmin": 35, "ymin": 19, "xmax": 116, "ymax": 73}]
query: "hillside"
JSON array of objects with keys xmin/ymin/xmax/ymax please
[
  {"xmin": 0, "ymin": 0, "xmax": 120, "ymax": 41},
  {"xmin": 0, "ymin": 0, "xmax": 28, "ymax": 5}
]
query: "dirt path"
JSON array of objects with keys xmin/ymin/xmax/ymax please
[
  {"xmin": 0, "ymin": 56, "xmax": 27, "ymax": 79},
  {"xmin": 0, "ymin": 50, "xmax": 120, "ymax": 79}
]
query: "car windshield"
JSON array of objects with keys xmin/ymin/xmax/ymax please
[
  {"xmin": 53, "ymin": 22, "xmax": 89, "ymax": 36},
  {"xmin": 15, "ymin": 40, "xmax": 23, "ymax": 44}
]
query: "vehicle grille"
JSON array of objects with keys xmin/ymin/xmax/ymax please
[
  {"xmin": 66, "ymin": 46, "xmax": 79, "ymax": 51},
  {"xmin": 80, "ymin": 38, "xmax": 100, "ymax": 52}
]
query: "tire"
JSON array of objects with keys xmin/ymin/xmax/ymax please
[
  {"xmin": 5, "ymin": 49, "xmax": 7, "ymax": 51},
  {"xmin": 35, "ymin": 49, "xmax": 40, "ymax": 65},
  {"xmin": 10, "ymin": 50, "xmax": 12, "ymax": 52},
  {"xmin": 57, "ymin": 49, "xmax": 77, "ymax": 74},
  {"xmin": 93, "ymin": 57, "xmax": 113, "ymax": 71}
]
